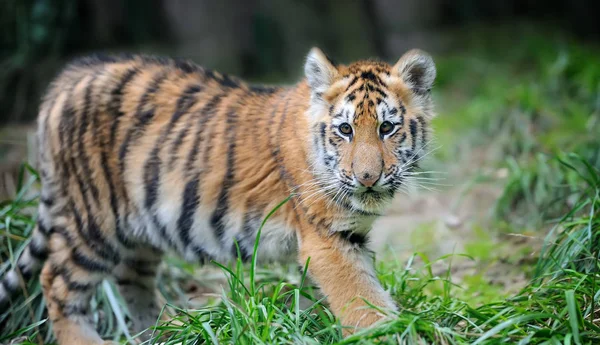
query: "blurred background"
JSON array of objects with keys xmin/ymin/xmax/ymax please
[
  {"xmin": 1, "ymin": 0, "xmax": 599, "ymax": 194},
  {"xmin": 1, "ymin": 1, "xmax": 599, "ymax": 342},
  {"xmin": 1, "ymin": 0, "xmax": 599, "ymax": 125}
]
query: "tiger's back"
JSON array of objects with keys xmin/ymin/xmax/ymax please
[
  {"xmin": 1, "ymin": 48, "xmax": 438, "ymax": 344},
  {"xmin": 39, "ymin": 55, "xmax": 298, "ymax": 262}
]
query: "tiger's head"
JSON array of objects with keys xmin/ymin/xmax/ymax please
[{"xmin": 304, "ymin": 48, "xmax": 436, "ymax": 214}]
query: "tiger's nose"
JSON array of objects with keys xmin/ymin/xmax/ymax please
[{"xmin": 356, "ymin": 172, "xmax": 379, "ymax": 187}]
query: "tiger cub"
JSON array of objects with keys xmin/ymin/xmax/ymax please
[{"xmin": 0, "ymin": 47, "xmax": 436, "ymax": 344}]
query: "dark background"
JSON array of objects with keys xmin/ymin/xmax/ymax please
[{"xmin": 0, "ymin": 0, "xmax": 598, "ymax": 125}]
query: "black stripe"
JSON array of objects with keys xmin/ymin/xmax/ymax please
[
  {"xmin": 52, "ymin": 226, "xmax": 76, "ymax": 246},
  {"xmin": 374, "ymin": 87, "xmax": 387, "ymax": 99},
  {"xmin": 235, "ymin": 209, "xmax": 263, "ymax": 261},
  {"xmin": 231, "ymin": 235, "xmax": 251, "ymax": 262},
  {"xmin": 133, "ymin": 83, "xmax": 202, "ymax": 253},
  {"xmin": 218, "ymin": 74, "xmax": 240, "ymax": 88},
  {"xmin": 122, "ymin": 257, "xmax": 161, "ymax": 276},
  {"xmin": 40, "ymin": 196, "xmax": 54, "ymax": 207},
  {"xmin": 319, "ymin": 122, "xmax": 327, "ymax": 151},
  {"xmin": 184, "ymin": 94, "xmax": 225, "ymax": 174},
  {"xmin": 116, "ymin": 278, "xmax": 152, "ymax": 291},
  {"xmin": 98, "ymin": 69, "xmax": 145, "ymax": 249},
  {"xmin": 16, "ymin": 261, "xmax": 33, "ymax": 280},
  {"xmin": 58, "ymin": 96, "xmax": 78, "ymax": 157},
  {"xmin": 66, "ymin": 280, "xmax": 93, "ymax": 292},
  {"xmin": 37, "ymin": 221, "xmax": 50, "ymax": 237},
  {"xmin": 72, "ymin": 75, "xmax": 121, "ymax": 261},
  {"xmin": 209, "ymin": 107, "xmax": 239, "ymax": 243},
  {"xmin": 119, "ymin": 71, "xmax": 169, "ymax": 171},
  {"xmin": 29, "ymin": 240, "xmax": 48, "ymax": 261},
  {"xmin": 399, "ymin": 104, "xmax": 406, "ymax": 128},
  {"xmin": 333, "ymin": 112, "xmax": 346, "ymax": 120},
  {"xmin": 417, "ymin": 116, "xmax": 427, "ymax": 147},
  {"xmin": 69, "ymin": 182, "xmax": 120, "ymax": 261},
  {"xmin": 1, "ymin": 279, "xmax": 18, "ymax": 294},
  {"xmin": 312, "ymin": 123, "xmax": 320, "ymax": 153},
  {"xmin": 123, "ymin": 257, "xmax": 161, "ymax": 268},
  {"xmin": 191, "ymin": 245, "xmax": 212, "ymax": 264},
  {"xmin": 168, "ymin": 120, "xmax": 193, "ymax": 169},
  {"xmin": 182, "ymin": 93, "xmax": 231, "ymax": 257},
  {"xmin": 152, "ymin": 218, "xmax": 177, "ymax": 249},
  {"xmin": 202, "ymin": 95, "xmax": 230, "ymax": 167},
  {"xmin": 125, "ymin": 266, "xmax": 157, "ymax": 277},
  {"xmin": 397, "ymin": 132, "xmax": 407, "ymax": 144},
  {"xmin": 338, "ymin": 230, "xmax": 367, "ymax": 247},
  {"xmin": 242, "ymin": 208, "xmax": 262, "ymax": 235},
  {"xmin": 61, "ymin": 301, "xmax": 88, "ymax": 317},
  {"xmin": 144, "ymin": 83, "xmax": 201, "ymax": 214},
  {"xmin": 159, "ymin": 84, "xmax": 202, "ymax": 156},
  {"xmin": 249, "ymin": 85, "xmax": 278, "ymax": 94},
  {"xmin": 203, "ymin": 69, "xmax": 239, "ymax": 88},
  {"xmin": 177, "ymin": 176, "xmax": 200, "ymax": 253},
  {"xmin": 167, "ymin": 84, "xmax": 203, "ymax": 169},
  {"xmin": 100, "ymin": 143, "xmax": 136, "ymax": 249},
  {"xmin": 52, "ymin": 265, "xmax": 94, "ymax": 292},
  {"xmin": 77, "ymin": 74, "xmax": 101, "ymax": 201},
  {"xmin": 71, "ymin": 249, "xmax": 112, "ymax": 273},
  {"xmin": 56, "ymin": 83, "xmax": 78, "ymax": 170},
  {"xmin": 70, "ymin": 202, "xmax": 120, "ymax": 264},
  {"xmin": 173, "ymin": 59, "xmax": 199, "ymax": 74},
  {"xmin": 360, "ymin": 71, "xmax": 378, "ymax": 83},
  {"xmin": 346, "ymin": 77, "xmax": 358, "ymax": 89},
  {"xmin": 108, "ymin": 68, "xmax": 140, "ymax": 148},
  {"xmin": 409, "ymin": 118, "xmax": 418, "ymax": 152},
  {"xmin": 324, "ymin": 53, "xmax": 337, "ymax": 66},
  {"xmin": 109, "ymin": 71, "xmax": 168, "ymax": 248},
  {"xmin": 57, "ymin": 78, "xmax": 123, "ymax": 258}
]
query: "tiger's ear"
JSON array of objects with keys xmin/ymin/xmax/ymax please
[
  {"xmin": 304, "ymin": 47, "xmax": 338, "ymax": 98},
  {"xmin": 393, "ymin": 49, "xmax": 436, "ymax": 94}
]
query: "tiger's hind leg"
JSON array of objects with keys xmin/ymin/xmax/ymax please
[
  {"xmin": 41, "ymin": 229, "xmax": 118, "ymax": 345},
  {"xmin": 113, "ymin": 246, "xmax": 164, "ymax": 340}
]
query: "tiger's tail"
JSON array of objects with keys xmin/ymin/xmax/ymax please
[{"xmin": 0, "ymin": 223, "xmax": 49, "ymax": 309}]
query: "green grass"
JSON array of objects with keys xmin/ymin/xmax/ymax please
[
  {"xmin": 1, "ymin": 26, "xmax": 600, "ymax": 344},
  {"xmin": 148, "ymin": 154, "xmax": 600, "ymax": 345},
  {"xmin": 150, "ymin": 169, "xmax": 600, "ymax": 344}
]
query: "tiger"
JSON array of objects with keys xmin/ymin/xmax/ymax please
[{"xmin": 0, "ymin": 47, "xmax": 436, "ymax": 344}]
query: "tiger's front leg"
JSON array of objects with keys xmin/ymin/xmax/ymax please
[{"xmin": 298, "ymin": 228, "xmax": 397, "ymax": 335}]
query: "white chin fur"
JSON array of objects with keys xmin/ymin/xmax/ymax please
[{"xmin": 349, "ymin": 195, "xmax": 392, "ymax": 214}]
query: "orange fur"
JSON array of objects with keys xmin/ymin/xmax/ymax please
[{"xmin": 0, "ymin": 48, "xmax": 437, "ymax": 344}]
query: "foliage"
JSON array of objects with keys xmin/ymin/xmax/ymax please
[{"xmin": 433, "ymin": 27, "xmax": 600, "ymax": 228}]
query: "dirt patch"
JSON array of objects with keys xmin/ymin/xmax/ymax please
[{"xmin": 371, "ymin": 161, "xmax": 542, "ymax": 298}]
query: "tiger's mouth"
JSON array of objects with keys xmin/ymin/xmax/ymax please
[
  {"xmin": 357, "ymin": 188, "xmax": 392, "ymax": 201},
  {"xmin": 348, "ymin": 185, "xmax": 395, "ymax": 213}
]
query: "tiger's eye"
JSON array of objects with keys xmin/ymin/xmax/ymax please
[
  {"xmin": 339, "ymin": 123, "xmax": 353, "ymax": 135},
  {"xmin": 380, "ymin": 121, "xmax": 394, "ymax": 135}
]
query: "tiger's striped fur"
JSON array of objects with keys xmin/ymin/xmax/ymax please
[{"xmin": 0, "ymin": 48, "xmax": 436, "ymax": 344}]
